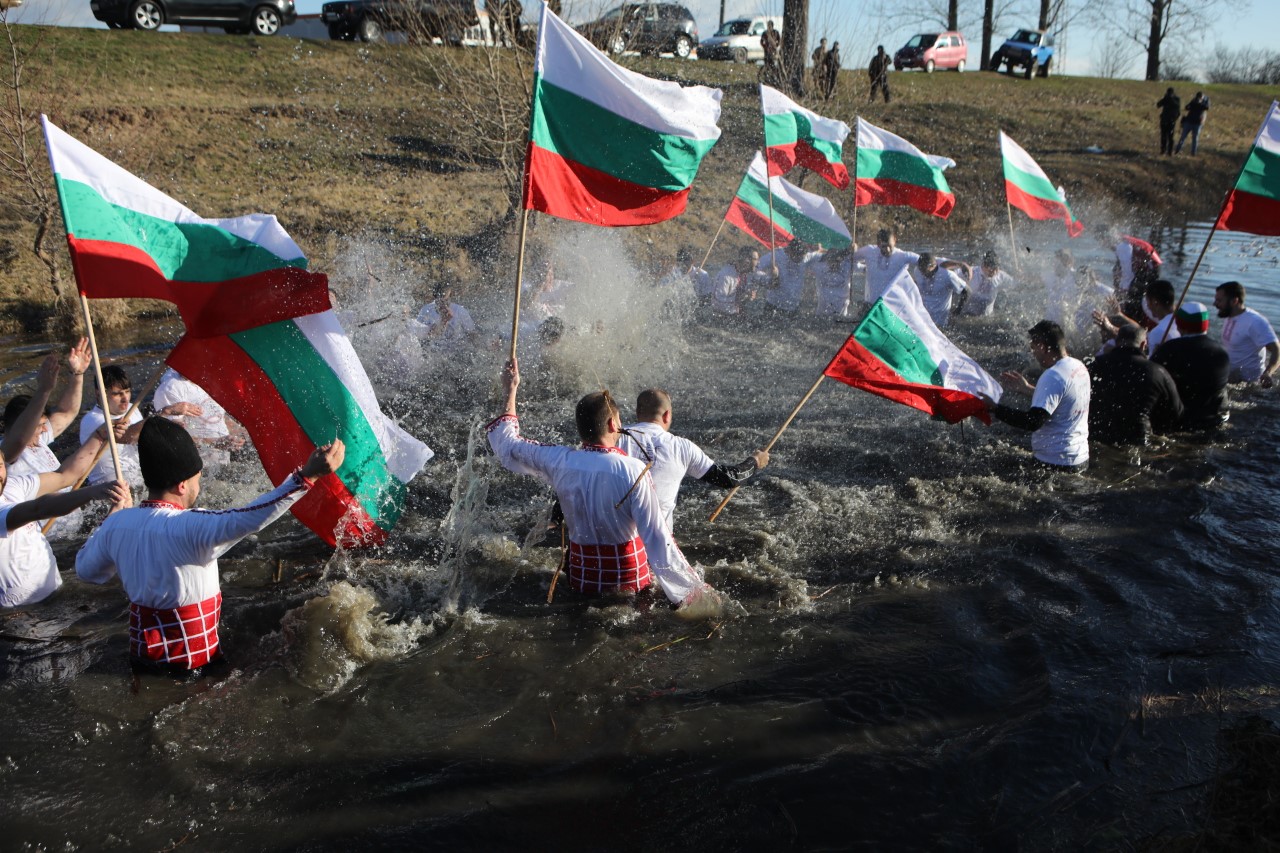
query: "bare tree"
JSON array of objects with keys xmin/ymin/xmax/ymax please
[
  {"xmin": 1093, "ymin": 32, "xmax": 1141, "ymax": 78},
  {"xmin": 1205, "ymin": 44, "xmax": 1280, "ymax": 85},
  {"xmin": 1120, "ymin": 0, "xmax": 1240, "ymax": 82},
  {"xmin": 0, "ymin": 11, "xmax": 67, "ymax": 307},
  {"xmin": 782, "ymin": 0, "xmax": 809, "ymax": 97}
]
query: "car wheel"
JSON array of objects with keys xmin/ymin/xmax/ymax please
[
  {"xmin": 731, "ymin": 46, "xmax": 747, "ymax": 63},
  {"xmin": 250, "ymin": 5, "xmax": 281, "ymax": 35},
  {"xmin": 673, "ymin": 34, "xmax": 692, "ymax": 59},
  {"xmin": 1038, "ymin": 58, "xmax": 1051, "ymax": 77},
  {"xmin": 987, "ymin": 52, "xmax": 1002, "ymax": 71},
  {"xmin": 130, "ymin": 0, "xmax": 163, "ymax": 30},
  {"xmin": 924, "ymin": 59, "xmax": 935, "ymax": 73},
  {"xmin": 956, "ymin": 59, "xmax": 965, "ymax": 72},
  {"xmin": 607, "ymin": 34, "xmax": 625, "ymax": 54},
  {"xmin": 357, "ymin": 16, "xmax": 382, "ymax": 42}
]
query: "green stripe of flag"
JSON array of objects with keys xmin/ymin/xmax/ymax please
[
  {"xmin": 231, "ymin": 320, "xmax": 406, "ymax": 528},
  {"xmin": 54, "ymin": 177, "xmax": 306, "ymax": 282},
  {"xmin": 854, "ymin": 301, "xmax": 944, "ymax": 386},
  {"xmin": 530, "ymin": 75, "xmax": 718, "ymax": 192},
  {"xmin": 1003, "ymin": 161, "xmax": 1061, "ymax": 203},
  {"xmin": 857, "ymin": 148, "xmax": 951, "ymax": 193},
  {"xmin": 736, "ymin": 175, "xmax": 849, "ymax": 247},
  {"xmin": 762, "ymin": 113, "xmax": 799, "ymax": 146},
  {"xmin": 1235, "ymin": 143, "xmax": 1280, "ymax": 200}
]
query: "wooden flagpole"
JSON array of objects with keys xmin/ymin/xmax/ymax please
[
  {"xmin": 1155, "ymin": 106, "xmax": 1274, "ymax": 351},
  {"xmin": 41, "ymin": 360, "xmax": 167, "ymax": 535},
  {"xmin": 709, "ymin": 369, "xmax": 829, "ymax": 523},
  {"xmin": 509, "ymin": 208, "xmax": 531, "ymax": 363},
  {"xmin": 699, "ymin": 217, "xmax": 728, "ymax": 270},
  {"xmin": 1006, "ymin": 199, "xmax": 1022, "ymax": 276},
  {"xmin": 77, "ymin": 295, "xmax": 124, "ymax": 487}
]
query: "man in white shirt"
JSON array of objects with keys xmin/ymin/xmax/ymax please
[
  {"xmin": 910, "ymin": 253, "xmax": 969, "ymax": 328},
  {"xmin": 153, "ymin": 368, "xmax": 245, "ymax": 471},
  {"xmin": 76, "ymin": 417, "xmax": 344, "ymax": 676},
  {"xmin": 0, "ymin": 430, "xmax": 126, "ymax": 607},
  {"xmin": 760, "ymin": 240, "xmax": 815, "ymax": 315},
  {"xmin": 852, "ymin": 229, "xmax": 921, "ymax": 306},
  {"xmin": 694, "ymin": 247, "xmax": 757, "ymax": 317},
  {"xmin": 815, "ymin": 248, "xmax": 853, "ymax": 318},
  {"xmin": 617, "ymin": 389, "xmax": 768, "ymax": 530},
  {"xmin": 981, "ymin": 320, "xmax": 1091, "ymax": 472},
  {"xmin": 2, "ymin": 339, "xmax": 92, "ymax": 538},
  {"xmin": 1215, "ymin": 281, "xmax": 1280, "ymax": 387},
  {"xmin": 412, "ymin": 282, "xmax": 478, "ymax": 344},
  {"xmin": 961, "ymin": 251, "xmax": 1014, "ymax": 317},
  {"xmin": 486, "ymin": 359, "xmax": 714, "ymax": 610}
]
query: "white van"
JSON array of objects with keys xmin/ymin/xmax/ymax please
[{"xmin": 699, "ymin": 15, "xmax": 781, "ymax": 62}]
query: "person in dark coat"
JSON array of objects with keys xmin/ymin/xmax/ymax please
[
  {"xmin": 1150, "ymin": 301, "xmax": 1231, "ymax": 430},
  {"xmin": 1088, "ymin": 324, "xmax": 1183, "ymax": 446},
  {"xmin": 822, "ymin": 41, "xmax": 841, "ymax": 100},
  {"xmin": 1156, "ymin": 87, "xmax": 1180, "ymax": 156},
  {"xmin": 868, "ymin": 45, "xmax": 890, "ymax": 103}
]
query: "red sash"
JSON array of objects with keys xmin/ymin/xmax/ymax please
[
  {"xmin": 129, "ymin": 593, "xmax": 223, "ymax": 669},
  {"xmin": 568, "ymin": 537, "xmax": 651, "ymax": 594}
]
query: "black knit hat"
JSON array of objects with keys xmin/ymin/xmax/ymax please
[{"xmin": 139, "ymin": 416, "xmax": 203, "ymax": 491}]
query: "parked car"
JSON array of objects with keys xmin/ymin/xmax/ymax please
[
  {"xmin": 321, "ymin": 0, "xmax": 477, "ymax": 42},
  {"xmin": 699, "ymin": 15, "xmax": 780, "ymax": 63},
  {"xmin": 577, "ymin": 3, "xmax": 698, "ymax": 59},
  {"xmin": 989, "ymin": 28, "xmax": 1055, "ymax": 78},
  {"xmin": 90, "ymin": 0, "xmax": 296, "ymax": 33},
  {"xmin": 893, "ymin": 31, "xmax": 967, "ymax": 72}
]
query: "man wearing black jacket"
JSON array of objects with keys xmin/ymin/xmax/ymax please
[{"xmin": 1088, "ymin": 324, "xmax": 1183, "ymax": 446}]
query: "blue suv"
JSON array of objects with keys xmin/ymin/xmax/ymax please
[{"xmin": 989, "ymin": 28, "xmax": 1055, "ymax": 78}]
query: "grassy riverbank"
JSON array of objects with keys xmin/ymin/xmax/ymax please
[{"xmin": 1, "ymin": 26, "xmax": 1274, "ymax": 330}]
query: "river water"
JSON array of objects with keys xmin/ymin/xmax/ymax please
[{"xmin": 1, "ymin": 222, "xmax": 1278, "ymax": 850}]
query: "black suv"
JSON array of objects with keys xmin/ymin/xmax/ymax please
[
  {"xmin": 321, "ymin": 0, "xmax": 477, "ymax": 42},
  {"xmin": 577, "ymin": 3, "xmax": 698, "ymax": 58},
  {"xmin": 90, "ymin": 0, "xmax": 297, "ymax": 33}
]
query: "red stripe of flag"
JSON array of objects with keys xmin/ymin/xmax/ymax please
[
  {"xmin": 823, "ymin": 336, "xmax": 991, "ymax": 425},
  {"xmin": 725, "ymin": 197, "xmax": 795, "ymax": 248},
  {"xmin": 68, "ymin": 236, "xmax": 331, "ymax": 338},
  {"xmin": 855, "ymin": 177, "xmax": 955, "ymax": 219},
  {"xmin": 1217, "ymin": 188, "xmax": 1280, "ymax": 236},
  {"xmin": 522, "ymin": 142, "xmax": 691, "ymax": 226},
  {"xmin": 1003, "ymin": 181, "xmax": 1083, "ymax": 237},
  {"xmin": 168, "ymin": 334, "xmax": 385, "ymax": 547}
]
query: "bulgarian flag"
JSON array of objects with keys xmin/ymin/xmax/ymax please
[
  {"xmin": 523, "ymin": 6, "xmax": 722, "ymax": 226},
  {"xmin": 42, "ymin": 117, "xmax": 433, "ymax": 548},
  {"xmin": 854, "ymin": 117, "xmax": 956, "ymax": 219},
  {"xmin": 1000, "ymin": 131, "xmax": 1084, "ymax": 237},
  {"xmin": 823, "ymin": 268, "xmax": 1000, "ymax": 424},
  {"xmin": 760, "ymin": 84, "xmax": 851, "ymax": 190},
  {"xmin": 726, "ymin": 152, "xmax": 851, "ymax": 249},
  {"xmin": 1216, "ymin": 101, "xmax": 1280, "ymax": 236}
]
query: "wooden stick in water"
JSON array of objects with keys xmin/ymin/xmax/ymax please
[{"xmin": 708, "ymin": 370, "xmax": 828, "ymax": 523}]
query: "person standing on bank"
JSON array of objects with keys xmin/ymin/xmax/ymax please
[
  {"xmin": 1175, "ymin": 92, "xmax": 1210, "ymax": 156},
  {"xmin": 980, "ymin": 320, "xmax": 1091, "ymax": 472},
  {"xmin": 76, "ymin": 417, "xmax": 345, "ymax": 677},
  {"xmin": 1156, "ymin": 87, "xmax": 1180, "ymax": 156},
  {"xmin": 868, "ymin": 45, "xmax": 891, "ymax": 103}
]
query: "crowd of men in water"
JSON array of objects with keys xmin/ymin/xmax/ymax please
[{"xmin": 1, "ymin": 224, "xmax": 1277, "ymax": 674}]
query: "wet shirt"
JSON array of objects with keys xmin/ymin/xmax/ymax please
[
  {"xmin": 153, "ymin": 370, "xmax": 230, "ymax": 440},
  {"xmin": 759, "ymin": 250, "xmax": 813, "ymax": 313},
  {"xmin": 815, "ymin": 257, "xmax": 853, "ymax": 317},
  {"xmin": 963, "ymin": 267, "xmax": 1012, "ymax": 317},
  {"xmin": 412, "ymin": 302, "xmax": 477, "ymax": 342},
  {"xmin": 1221, "ymin": 307, "xmax": 1278, "ymax": 381},
  {"xmin": 854, "ymin": 246, "xmax": 920, "ymax": 304},
  {"xmin": 5, "ymin": 425, "xmax": 81, "ymax": 540},
  {"xmin": 1031, "ymin": 357, "xmax": 1091, "ymax": 467},
  {"xmin": 76, "ymin": 475, "xmax": 309, "ymax": 610},
  {"xmin": 1088, "ymin": 348, "xmax": 1184, "ymax": 445},
  {"xmin": 486, "ymin": 415, "xmax": 702, "ymax": 605},
  {"xmin": 910, "ymin": 266, "xmax": 965, "ymax": 328},
  {"xmin": 0, "ymin": 474, "xmax": 61, "ymax": 607},
  {"xmin": 79, "ymin": 406, "xmax": 143, "ymax": 489},
  {"xmin": 617, "ymin": 421, "xmax": 714, "ymax": 530}
]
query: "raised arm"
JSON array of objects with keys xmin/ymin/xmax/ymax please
[
  {"xmin": 2, "ymin": 354, "xmax": 58, "ymax": 464},
  {"xmin": 36, "ymin": 427, "xmax": 107, "ymax": 496},
  {"xmin": 48, "ymin": 338, "xmax": 90, "ymax": 438},
  {"xmin": 7, "ymin": 480, "xmax": 129, "ymax": 531}
]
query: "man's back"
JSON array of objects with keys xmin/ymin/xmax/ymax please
[
  {"xmin": 1088, "ymin": 349, "xmax": 1183, "ymax": 445},
  {"xmin": 1150, "ymin": 335, "xmax": 1230, "ymax": 429},
  {"xmin": 618, "ymin": 422, "xmax": 713, "ymax": 529}
]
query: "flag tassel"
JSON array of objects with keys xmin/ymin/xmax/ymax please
[{"xmin": 709, "ymin": 371, "xmax": 827, "ymax": 523}]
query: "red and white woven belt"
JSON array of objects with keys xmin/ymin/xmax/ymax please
[
  {"xmin": 568, "ymin": 537, "xmax": 652, "ymax": 594},
  {"xmin": 129, "ymin": 593, "xmax": 223, "ymax": 670}
]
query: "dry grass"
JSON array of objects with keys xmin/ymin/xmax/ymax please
[{"xmin": 1, "ymin": 27, "xmax": 1274, "ymax": 330}]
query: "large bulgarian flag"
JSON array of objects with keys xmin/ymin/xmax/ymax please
[
  {"xmin": 1216, "ymin": 101, "xmax": 1280, "ymax": 236},
  {"xmin": 760, "ymin": 84, "xmax": 850, "ymax": 190},
  {"xmin": 726, "ymin": 152, "xmax": 851, "ymax": 249},
  {"xmin": 523, "ymin": 6, "xmax": 722, "ymax": 226},
  {"xmin": 42, "ymin": 117, "xmax": 433, "ymax": 548},
  {"xmin": 999, "ymin": 131, "xmax": 1084, "ymax": 237},
  {"xmin": 823, "ymin": 268, "xmax": 1000, "ymax": 424},
  {"xmin": 855, "ymin": 117, "xmax": 956, "ymax": 219}
]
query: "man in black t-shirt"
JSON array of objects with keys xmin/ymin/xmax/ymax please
[{"xmin": 1150, "ymin": 301, "xmax": 1230, "ymax": 429}]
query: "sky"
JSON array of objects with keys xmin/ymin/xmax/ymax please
[{"xmin": 7, "ymin": 0, "xmax": 1280, "ymax": 80}]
